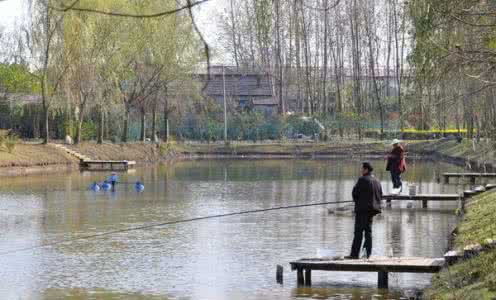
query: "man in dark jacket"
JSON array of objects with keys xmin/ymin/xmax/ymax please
[{"xmin": 346, "ymin": 162, "xmax": 382, "ymax": 259}]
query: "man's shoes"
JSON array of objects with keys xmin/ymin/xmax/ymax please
[{"xmin": 344, "ymin": 255, "xmax": 358, "ymax": 260}]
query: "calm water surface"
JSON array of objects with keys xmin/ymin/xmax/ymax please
[{"xmin": 0, "ymin": 159, "xmax": 466, "ymax": 300}]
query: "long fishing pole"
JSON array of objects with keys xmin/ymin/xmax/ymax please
[{"xmin": 0, "ymin": 199, "xmax": 354, "ymax": 256}]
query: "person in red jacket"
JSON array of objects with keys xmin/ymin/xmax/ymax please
[{"xmin": 386, "ymin": 139, "xmax": 406, "ymax": 193}]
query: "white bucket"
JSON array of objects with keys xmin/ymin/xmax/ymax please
[{"xmin": 316, "ymin": 248, "xmax": 336, "ymax": 258}]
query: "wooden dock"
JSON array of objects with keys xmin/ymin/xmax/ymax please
[
  {"xmin": 382, "ymin": 193, "xmax": 462, "ymax": 208},
  {"xmin": 290, "ymin": 256, "xmax": 445, "ymax": 289},
  {"xmin": 443, "ymin": 172, "xmax": 496, "ymax": 184},
  {"xmin": 80, "ymin": 160, "xmax": 136, "ymax": 171}
]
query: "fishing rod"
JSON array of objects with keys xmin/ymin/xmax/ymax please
[{"xmin": 0, "ymin": 199, "xmax": 354, "ymax": 256}]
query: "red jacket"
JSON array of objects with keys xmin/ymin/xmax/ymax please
[{"xmin": 386, "ymin": 145, "xmax": 406, "ymax": 173}]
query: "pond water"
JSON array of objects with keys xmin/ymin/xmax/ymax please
[{"xmin": 0, "ymin": 158, "xmax": 466, "ymax": 300}]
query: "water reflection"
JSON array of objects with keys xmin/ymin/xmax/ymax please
[{"xmin": 0, "ymin": 159, "xmax": 464, "ymax": 299}]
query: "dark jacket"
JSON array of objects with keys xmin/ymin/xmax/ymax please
[
  {"xmin": 352, "ymin": 174, "xmax": 382, "ymax": 215},
  {"xmin": 386, "ymin": 145, "xmax": 405, "ymax": 173}
]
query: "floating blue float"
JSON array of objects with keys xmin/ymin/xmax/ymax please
[
  {"xmin": 135, "ymin": 182, "xmax": 145, "ymax": 192},
  {"xmin": 101, "ymin": 181, "xmax": 112, "ymax": 191},
  {"xmin": 90, "ymin": 182, "xmax": 100, "ymax": 192}
]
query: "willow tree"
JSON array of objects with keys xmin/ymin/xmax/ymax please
[{"xmin": 29, "ymin": 0, "xmax": 66, "ymax": 144}]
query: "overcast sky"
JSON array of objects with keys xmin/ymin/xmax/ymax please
[{"xmin": 0, "ymin": 0, "xmax": 228, "ymax": 62}]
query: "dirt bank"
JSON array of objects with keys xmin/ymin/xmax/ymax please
[{"xmin": 0, "ymin": 144, "xmax": 77, "ymax": 176}]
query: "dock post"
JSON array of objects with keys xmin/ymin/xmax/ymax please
[
  {"xmin": 305, "ymin": 269, "xmax": 312, "ymax": 286},
  {"xmin": 443, "ymin": 175, "xmax": 449, "ymax": 184},
  {"xmin": 378, "ymin": 271, "xmax": 388, "ymax": 289},
  {"xmin": 386, "ymin": 199, "xmax": 392, "ymax": 207},
  {"xmin": 276, "ymin": 265, "xmax": 283, "ymax": 284},
  {"xmin": 422, "ymin": 199, "xmax": 428, "ymax": 208},
  {"xmin": 470, "ymin": 176, "xmax": 476, "ymax": 185},
  {"xmin": 296, "ymin": 268, "xmax": 304, "ymax": 286}
]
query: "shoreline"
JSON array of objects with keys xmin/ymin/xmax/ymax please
[{"xmin": 1, "ymin": 139, "xmax": 494, "ymax": 177}]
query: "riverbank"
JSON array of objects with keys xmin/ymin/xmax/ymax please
[
  {"xmin": 0, "ymin": 144, "xmax": 76, "ymax": 176},
  {"xmin": 0, "ymin": 139, "xmax": 494, "ymax": 176},
  {"xmin": 408, "ymin": 139, "xmax": 496, "ymax": 172},
  {"xmin": 425, "ymin": 190, "xmax": 496, "ymax": 299}
]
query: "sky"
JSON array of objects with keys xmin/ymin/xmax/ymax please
[
  {"xmin": 0, "ymin": 0, "xmax": 25, "ymax": 29},
  {"xmin": 0, "ymin": 0, "xmax": 228, "ymax": 62}
]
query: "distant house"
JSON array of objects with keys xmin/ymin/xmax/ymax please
[{"xmin": 197, "ymin": 66, "xmax": 278, "ymax": 114}]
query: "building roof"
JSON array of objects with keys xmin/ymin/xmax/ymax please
[{"xmin": 199, "ymin": 70, "xmax": 273, "ymax": 97}]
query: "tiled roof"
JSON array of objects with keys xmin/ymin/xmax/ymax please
[{"xmin": 200, "ymin": 73, "xmax": 273, "ymax": 97}]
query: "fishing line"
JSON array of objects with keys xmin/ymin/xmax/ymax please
[{"xmin": 0, "ymin": 200, "xmax": 354, "ymax": 257}]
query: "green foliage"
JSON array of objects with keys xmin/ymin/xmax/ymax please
[
  {"xmin": 0, "ymin": 64, "xmax": 39, "ymax": 94},
  {"xmin": 284, "ymin": 114, "xmax": 321, "ymax": 137},
  {"xmin": 80, "ymin": 121, "xmax": 97, "ymax": 141}
]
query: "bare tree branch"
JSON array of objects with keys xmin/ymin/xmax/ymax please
[{"xmin": 51, "ymin": 0, "xmax": 211, "ymax": 18}]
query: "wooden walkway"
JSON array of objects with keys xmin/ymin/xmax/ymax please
[
  {"xmin": 443, "ymin": 172, "xmax": 496, "ymax": 184},
  {"xmin": 382, "ymin": 193, "xmax": 462, "ymax": 208},
  {"xmin": 290, "ymin": 257, "xmax": 445, "ymax": 289},
  {"xmin": 80, "ymin": 160, "xmax": 136, "ymax": 171}
]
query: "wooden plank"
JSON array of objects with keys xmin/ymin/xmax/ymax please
[
  {"xmin": 290, "ymin": 257, "xmax": 445, "ymax": 273},
  {"xmin": 305, "ymin": 269, "xmax": 312, "ymax": 286},
  {"xmin": 378, "ymin": 271, "xmax": 388, "ymax": 289},
  {"xmin": 382, "ymin": 194, "xmax": 461, "ymax": 201},
  {"xmin": 443, "ymin": 173, "xmax": 496, "ymax": 178},
  {"xmin": 296, "ymin": 268, "xmax": 304, "ymax": 285}
]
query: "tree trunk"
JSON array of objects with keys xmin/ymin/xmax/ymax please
[
  {"xmin": 43, "ymin": 105, "xmax": 49, "ymax": 144},
  {"xmin": 151, "ymin": 103, "xmax": 157, "ymax": 143},
  {"xmin": 163, "ymin": 105, "xmax": 169, "ymax": 142},
  {"xmin": 122, "ymin": 106, "xmax": 129, "ymax": 143},
  {"xmin": 75, "ymin": 118, "xmax": 83, "ymax": 144},
  {"xmin": 97, "ymin": 104, "xmax": 104, "ymax": 144},
  {"xmin": 140, "ymin": 107, "xmax": 146, "ymax": 142},
  {"xmin": 41, "ymin": 76, "xmax": 49, "ymax": 144}
]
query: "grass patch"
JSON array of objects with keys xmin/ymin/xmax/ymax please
[
  {"xmin": 426, "ymin": 250, "xmax": 496, "ymax": 299},
  {"xmin": 426, "ymin": 191, "xmax": 496, "ymax": 299},
  {"xmin": 409, "ymin": 140, "xmax": 495, "ymax": 166},
  {"xmin": 457, "ymin": 191, "xmax": 496, "ymax": 246},
  {"xmin": 176, "ymin": 141, "xmax": 387, "ymax": 155}
]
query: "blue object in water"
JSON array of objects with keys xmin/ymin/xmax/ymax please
[
  {"xmin": 90, "ymin": 182, "xmax": 100, "ymax": 192},
  {"xmin": 135, "ymin": 182, "xmax": 145, "ymax": 192},
  {"xmin": 101, "ymin": 182, "xmax": 112, "ymax": 191},
  {"xmin": 108, "ymin": 173, "xmax": 119, "ymax": 184}
]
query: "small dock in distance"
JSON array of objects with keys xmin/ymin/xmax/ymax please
[
  {"xmin": 443, "ymin": 172, "xmax": 496, "ymax": 184},
  {"xmin": 290, "ymin": 257, "xmax": 445, "ymax": 289},
  {"xmin": 80, "ymin": 160, "xmax": 136, "ymax": 171},
  {"xmin": 382, "ymin": 193, "xmax": 461, "ymax": 208}
]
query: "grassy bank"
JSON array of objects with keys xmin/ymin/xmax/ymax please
[
  {"xmin": 65, "ymin": 140, "xmax": 390, "ymax": 161},
  {"xmin": 408, "ymin": 139, "xmax": 496, "ymax": 170},
  {"xmin": 425, "ymin": 191, "xmax": 496, "ymax": 299},
  {"xmin": 177, "ymin": 140, "xmax": 387, "ymax": 155}
]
